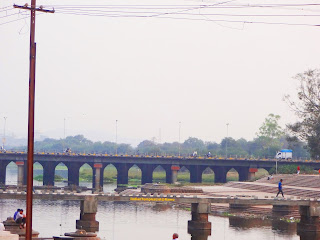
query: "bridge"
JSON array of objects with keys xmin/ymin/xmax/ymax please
[
  {"xmin": 1, "ymin": 189, "xmax": 320, "ymax": 238},
  {"xmin": 1, "ymin": 151, "xmax": 320, "ymax": 190}
]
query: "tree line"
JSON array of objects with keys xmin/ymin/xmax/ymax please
[{"xmin": 10, "ymin": 113, "xmax": 309, "ymax": 159}]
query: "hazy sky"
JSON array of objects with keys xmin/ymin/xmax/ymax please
[{"xmin": 1, "ymin": 0, "xmax": 320, "ymax": 146}]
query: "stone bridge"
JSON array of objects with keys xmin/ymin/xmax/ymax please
[{"xmin": 1, "ymin": 152, "xmax": 320, "ymax": 189}]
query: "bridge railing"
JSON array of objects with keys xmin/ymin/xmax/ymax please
[{"xmin": 0, "ymin": 150, "xmax": 318, "ymax": 162}]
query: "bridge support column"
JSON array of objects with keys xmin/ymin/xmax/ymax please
[
  {"xmin": 188, "ymin": 202, "xmax": 212, "ymax": 233},
  {"xmin": 236, "ymin": 167, "xmax": 250, "ymax": 181},
  {"xmin": 213, "ymin": 167, "xmax": 228, "ymax": 183},
  {"xmin": 76, "ymin": 195, "xmax": 99, "ymax": 232},
  {"xmin": 93, "ymin": 163, "xmax": 102, "ymax": 192},
  {"xmin": 115, "ymin": 164, "xmax": 130, "ymax": 185},
  {"xmin": 297, "ymin": 202, "xmax": 320, "ymax": 233},
  {"xmin": 67, "ymin": 163, "xmax": 81, "ymax": 186},
  {"xmin": 43, "ymin": 162, "xmax": 55, "ymax": 186},
  {"xmin": 248, "ymin": 168, "xmax": 258, "ymax": 180},
  {"xmin": 163, "ymin": 166, "xmax": 172, "ymax": 184},
  {"xmin": 190, "ymin": 166, "xmax": 203, "ymax": 183},
  {"xmin": 0, "ymin": 161, "xmax": 8, "ymax": 184},
  {"xmin": 171, "ymin": 165, "xmax": 180, "ymax": 184},
  {"xmin": 141, "ymin": 165, "xmax": 154, "ymax": 184},
  {"xmin": 272, "ymin": 205, "xmax": 298, "ymax": 217},
  {"xmin": 16, "ymin": 161, "xmax": 24, "ymax": 187}
]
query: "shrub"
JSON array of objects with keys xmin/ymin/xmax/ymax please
[{"xmin": 269, "ymin": 165, "xmax": 314, "ymax": 174}]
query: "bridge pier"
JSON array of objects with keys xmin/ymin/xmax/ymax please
[
  {"xmin": 115, "ymin": 163, "xmax": 131, "ymax": 185},
  {"xmin": 212, "ymin": 167, "xmax": 228, "ymax": 183},
  {"xmin": 0, "ymin": 161, "xmax": 9, "ymax": 184},
  {"xmin": 298, "ymin": 202, "xmax": 320, "ymax": 233},
  {"xmin": 164, "ymin": 165, "xmax": 173, "ymax": 184},
  {"xmin": 43, "ymin": 162, "xmax": 55, "ymax": 186},
  {"xmin": 272, "ymin": 205, "xmax": 298, "ymax": 217},
  {"xmin": 67, "ymin": 163, "xmax": 81, "ymax": 186},
  {"xmin": 190, "ymin": 166, "xmax": 203, "ymax": 183},
  {"xmin": 140, "ymin": 165, "xmax": 155, "ymax": 184},
  {"xmin": 188, "ymin": 202, "xmax": 212, "ymax": 232},
  {"xmin": 16, "ymin": 161, "xmax": 24, "ymax": 187},
  {"xmin": 76, "ymin": 195, "xmax": 99, "ymax": 232},
  {"xmin": 93, "ymin": 164, "xmax": 102, "ymax": 192},
  {"xmin": 235, "ymin": 167, "xmax": 249, "ymax": 181},
  {"xmin": 171, "ymin": 165, "xmax": 180, "ymax": 184},
  {"xmin": 248, "ymin": 168, "xmax": 258, "ymax": 180}
]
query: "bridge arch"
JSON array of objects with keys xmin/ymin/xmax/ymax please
[
  {"xmin": 5, "ymin": 161, "xmax": 17, "ymax": 185},
  {"xmin": 128, "ymin": 164, "xmax": 142, "ymax": 185},
  {"xmin": 227, "ymin": 168, "xmax": 239, "ymax": 182},
  {"xmin": 54, "ymin": 162, "xmax": 68, "ymax": 187},
  {"xmin": 177, "ymin": 166, "xmax": 190, "ymax": 183},
  {"xmin": 0, "ymin": 160, "xmax": 10, "ymax": 185},
  {"xmin": 202, "ymin": 167, "xmax": 215, "ymax": 184},
  {"xmin": 102, "ymin": 164, "xmax": 117, "ymax": 184},
  {"xmin": 79, "ymin": 163, "xmax": 93, "ymax": 188},
  {"xmin": 33, "ymin": 162, "xmax": 44, "ymax": 186},
  {"xmin": 152, "ymin": 165, "xmax": 166, "ymax": 183}
]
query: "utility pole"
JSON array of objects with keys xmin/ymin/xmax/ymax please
[
  {"xmin": 226, "ymin": 123, "xmax": 229, "ymax": 158},
  {"xmin": 13, "ymin": 3, "xmax": 54, "ymax": 240},
  {"xmin": 2, "ymin": 117, "xmax": 7, "ymax": 150},
  {"xmin": 178, "ymin": 121, "xmax": 181, "ymax": 157},
  {"xmin": 115, "ymin": 120, "xmax": 118, "ymax": 155},
  {"xmin": 64, "ymin": 118, "xmax": 66, "ymax": 139}
]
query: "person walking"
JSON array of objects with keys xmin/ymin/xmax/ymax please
[
  {"xmin": 297, "ymin": 166, "xmax": 300, "ymax": 174},
  {"xmin": 172, "ymin": 233, "xmax": 179, "ymax": 240},
  {"xmin": 276, "ymin": 179, "xmax": 284, "ymax": 197}
]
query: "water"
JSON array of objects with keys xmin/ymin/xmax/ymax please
[
  {"xmin": 1, "ymin": 168, "xmax": 310, "ymax": 240},
  {"xmin": 0, "ymin": 199, "xmax": 303, "ymax": 240}
]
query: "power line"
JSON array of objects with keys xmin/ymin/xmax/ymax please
[{"xmin": 54, "ymin": 10, "xmax": 320, "ymax": 27}]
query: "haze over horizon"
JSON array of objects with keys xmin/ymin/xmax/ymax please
[{"xmin": 1, "ymin": 0, "xmax": 320, "ymax": 147}]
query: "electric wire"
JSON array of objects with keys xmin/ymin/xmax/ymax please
[{"xmin": 3, "ymin": 1, "xmax": 320, "ymax": 27}]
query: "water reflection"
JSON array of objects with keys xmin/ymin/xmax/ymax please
[
  {"xmin": 229, "ymin": 216, "xmax": 271, "ymax": 229},
  {"xmin": 229, "ymin": 216, "xmax": 297, "ymax": 236},
  {"xmin": 298, "ymin": 232, "xmax": 320, "ymax": 240},
  {"xmin": 188, "ymin": 229, "xmax": 211, "ymax": 240},
  {"xmin": 272, "ymin": 219, "xmax": 296, "ymax": 236}
]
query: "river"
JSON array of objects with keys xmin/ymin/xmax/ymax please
[{"xmin": 0, "ymin": 168, "xmax": 311, "ymax": 240}]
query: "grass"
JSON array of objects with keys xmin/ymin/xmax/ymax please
[{"xmin": 34, "ymin": 175, "xmax": 65, "ymax": 182}]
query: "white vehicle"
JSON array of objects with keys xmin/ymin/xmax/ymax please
[{"xmin": 275, "ymin": 149, "xmax": 292, "ymax": 160}]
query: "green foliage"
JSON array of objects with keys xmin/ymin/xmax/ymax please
[
  {"xmin": 269, "ymin": 165, "xmax": 314, "ymax": 174},
  {"xmin": 285, "ymin": 69, "xmax": 320, "ymax": 158},
  {"xmin": 34, "ymin": 174, "xmax": 64, "ymax": 181},
  {"xmin": 31, "ymin": 135, "xmax": 133, "ymax": 154},
  {"xmin": 255, "ymin": 114, "xmax": 284, "ymax": 157}
]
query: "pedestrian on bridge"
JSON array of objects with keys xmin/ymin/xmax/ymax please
[
  {"xmin": 276, "ymin": 179, "xmax": 284, "ymax": 198},
  {"xmin": 297, "ymin": 166, "xmax": 300, "ymax": 174},
  {"xmin": 172, "ymin": 233, "xmax": 179, "ymax": 240}
]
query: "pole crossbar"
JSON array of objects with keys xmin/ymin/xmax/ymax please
[
  {"xmin": 13, "ymin": 4, "xmax": 55, "ymax": 13},
  {"xmin": 13, "ymin": 2, "xmax": 53, "ymax": 240}
]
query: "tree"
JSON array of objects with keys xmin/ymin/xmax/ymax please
[
  {"xmin": 284, "ymin": 69, "xmax": 320, "ymax": 158},
  {"xmin": 256, "ymin": 114, "xmax": 284, "ymax": 157}
]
